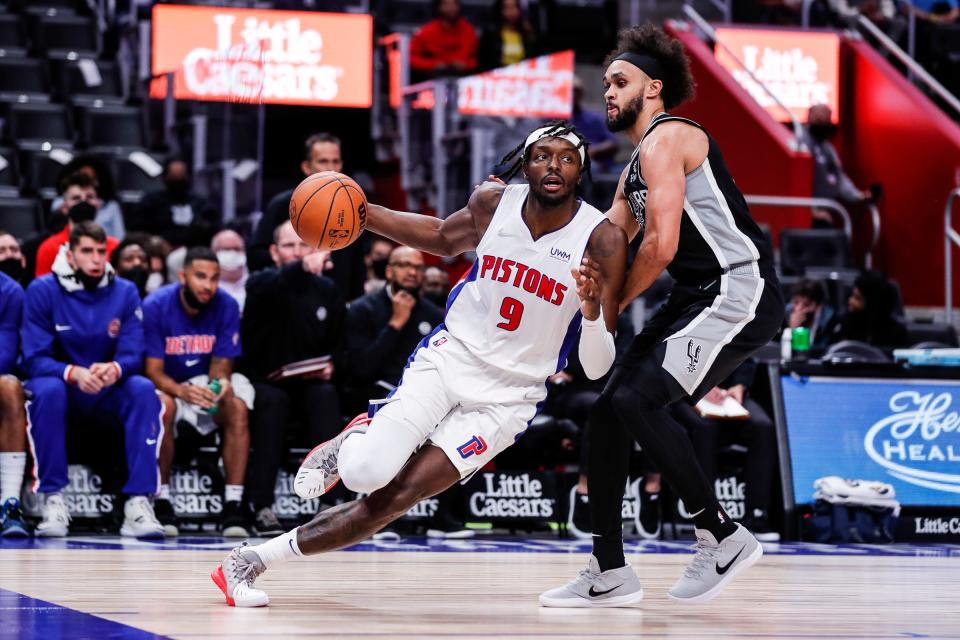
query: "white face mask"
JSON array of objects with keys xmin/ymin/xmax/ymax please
[
  {"xmin": 217, "ymin": 250, "xmax": 247, "ymax": 271},
  {"xmin": 145, "ymin": 271, "xmax": 165, "ymax": 293}
]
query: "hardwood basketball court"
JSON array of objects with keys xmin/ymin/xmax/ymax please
[{"xmin": 2, "ymin": 537, "xmax": 959, "ymax": 639}]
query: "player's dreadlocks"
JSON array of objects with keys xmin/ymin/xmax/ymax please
[{"xmin": 494, "ymin": 120, "xmax": 592, "ymax": 184}]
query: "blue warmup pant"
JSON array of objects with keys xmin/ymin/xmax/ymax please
[{"xmin": 25, "ymin": 375, "xmax": 163, "ymax": 495}]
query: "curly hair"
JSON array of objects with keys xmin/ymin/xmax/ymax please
[{"xmin": 604, "ymin": 23, "xmax": 695, "ymax": 110}]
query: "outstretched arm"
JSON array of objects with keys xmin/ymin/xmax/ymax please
[{"xmin": 366, "ymin": 182, "xmax": 504, "ymax": 257}]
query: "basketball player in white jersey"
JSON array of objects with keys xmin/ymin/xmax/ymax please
[
  {"xmin": 212, "ymin": 122, "xmax": 629, "ymax": 607},
  {"xmin": 541, "ymin": 24, "xmax": 784, "ymax": 607}
]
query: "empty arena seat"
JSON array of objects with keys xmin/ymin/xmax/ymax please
[
  {"xmin": 20, "ymin": 148, "xmax": 71, "ymax": 199},
  {"xmin": 0, "ymin": 196, "xmax": 42, "ymax": 240},
  {"xmin": 77, "ymin": 105, "xmax": 145, "ymax": 152},
  {"xmin": 53, "ymin": 58, "xmax": 124, "ymax": 105},
  {"xmin": 779, "ymin": 229, "xmax": 852, "ymax": 276},
  {"xmin": 28, "ymin": 13, "xmax": 99, "ymax": 57},
  {"xmin": 0, "ymin": 146, "xmax": 19, "ymax": 196},
  {"xmin": 0, "ymin": 14, "xmax": 27, "ymax": 57},
  {"xmin": 905, "ymin": 322, "xmax": 959, "ymax": 347},
  {"xmin": 112, "ymin": 154, "xmax": 162, "ymax": 203},
  {"xmin": 4, "ymin": 103, "xmax": 72, "ymax": 149},
  {"xmin": 0, "ymin": 57, "xmax": 50, "ymax": 102}
]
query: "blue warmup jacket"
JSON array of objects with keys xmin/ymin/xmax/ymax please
[
  {"xmin": 22, "ymin": 274, "xmax": 145, "ymax": 381},
  {"xmin": 0, "ymin": 271, "xmax": 24, "ymax": 375}
]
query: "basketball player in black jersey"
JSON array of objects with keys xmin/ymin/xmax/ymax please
[{"xmin": 541, "ymin": 24, "xmax": 784, "ymax": 607}]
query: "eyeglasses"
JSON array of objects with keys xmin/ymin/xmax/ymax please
[{"xmin": 389, "ymin": 262, "xmax": 425, "ymax": 272}]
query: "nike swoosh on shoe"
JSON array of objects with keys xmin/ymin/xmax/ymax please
[
  {"xmin": 716, "ymin": 546, "xmax": 746, "ymax": 575},
  {"xmin": 588, "ymin": 584, "xmax": 622, "ymax": 597}
]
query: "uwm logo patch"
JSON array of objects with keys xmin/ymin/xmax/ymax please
[{"xmin": 457, "ymin": 435, "xmax": 488, "ymax": 459}]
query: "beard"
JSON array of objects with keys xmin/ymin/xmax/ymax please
[
  {"xmin": 182, "ymin": 283, "xmax": 212, "ymax": 312},
  {"xmin": 529, "ymin": 185, "xmax": 571, "ymax": 207},
  {"xmin": 606, "ymin": 94, "xmax": 644, "ymax": 132}
]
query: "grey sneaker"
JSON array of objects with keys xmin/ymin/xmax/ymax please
[
  {"xmin": 667, "ymin": 524, "xmax": 763, "ymax": 604},
  {"xmin": 294, "ymin": 414, "xmax": 372, "ymax": 500},
  {"xmin": 539, "ymin": 555, "xmax": 644, "ymax": 608},
  {"xmin": 211, "ymin": 542, "xmax": 269, "ymax": 607}
]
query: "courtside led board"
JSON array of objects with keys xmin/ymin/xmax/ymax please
[
  {"xmin": 151, "ymin": 5, "xmax": 372, "ymax": 107},
  {"xmin": 714, "ymin": 27, "xmax": 839, "ymax": 124}
]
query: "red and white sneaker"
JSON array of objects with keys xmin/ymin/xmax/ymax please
[
  {"xmin": 211, "ymin": 542, "xmax": 269, "ymax": 607},
  {"xmin": 294, "ymin": 414, "xmax": 372, "ymax": 500}
]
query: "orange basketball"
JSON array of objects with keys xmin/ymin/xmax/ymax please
[{"xmin": 289, "ymin": 171, "xmax": 367, "ymax": 250}]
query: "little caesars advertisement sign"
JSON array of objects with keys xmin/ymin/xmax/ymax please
[
  {"xmin": 783, "ymin": 377, "xmax": 960, "ymax": 525},
  {"xmin": 151, "ymin": 5, "xmax": 372, "ymax": 107},
  {"xmin": 714, "ymin": 28, "xmax": 840, "ymax": 125}
]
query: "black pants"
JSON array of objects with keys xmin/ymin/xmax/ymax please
[
  {"xmin": 246, "ymin": 379, "xmax": 342, "ymax": 509},
  {"xmin": 671, "ymin": 399, "xmax": 777, "ymax": 514},
  {"xmin": 588, "ymin": 276, "xmax": 783, "ymax": 559}
]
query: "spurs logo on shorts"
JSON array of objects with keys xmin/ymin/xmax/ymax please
[
  {"xmin": 457, "ymin": 435, "xmax": 488, "ymax": 459},
  {"xmin": 686, "ymin": 340, "xmax": 702, "ymax": 374}
]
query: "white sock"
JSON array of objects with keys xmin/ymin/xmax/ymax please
[
  {"xmin": 0, "ymin": 452, "xmax": 26, "ymax": 503},
  {"xmin": 225, "ymin": 484, "xmax": 244, "ymax": 503},
  {"xmin": 250, "ymin": 528, "xmax": 303, "ymax": 569},
  {"xmin": 157, "ymin": 484, "xmax": 171, "ymax": 501}
]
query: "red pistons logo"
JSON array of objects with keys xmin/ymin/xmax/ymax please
[{"xmin": 107, "ymin": 318, "xmax": 121, "ymax": 338}]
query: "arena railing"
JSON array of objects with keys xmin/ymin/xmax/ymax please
[
  {"xmin": 856, "ymin": 14, "xmax": 960, "ymax": 120},
  {"xmin": 681, "ymin": 5, "xmax": 806, "ymax": 144},
  {"xmin": 945, "ymin": 187, "xmax": 960, "ymax": 324},
  {"xmin": 744, "ymin": 195, "xmax": 852, "ymax": 239},
  {"xmin": 802, "ymin": 0, "xmax": 918, "ymax": 63}
]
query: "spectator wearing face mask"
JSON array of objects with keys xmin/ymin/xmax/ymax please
[
  {"xmin": 363, "ymin": 237, "xmax": 394, "ymax": 296},
  {"xmin": 50, "ymin": 154, "xmax": 126, "ymax": 240},
  {"xmin": 111, "ymin": 237, "xmax": 150, "ymax": 299},
  {"xmin": 0, "ymin": 230, "xmax": 27, "ymax": 287},
  {"xmin": 421, "ymin": 266, "xmax": 451, "ymax": 308},
  {"xmin": 211, "ymin": 230, "xmax": 248, "ymax": 312},
  {"xmin": 130, "ymin": 158, "xmax": 219, "ymax": 248},
  {"xmin": 35, "ymin": 172, "xmax": 120, "ymax": 277},
  {"xmin": 801, "ymin": 105, "xmax": 873, "ymax": 228}
]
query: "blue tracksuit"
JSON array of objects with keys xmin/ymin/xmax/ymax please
[
  {"xmin": 0, "ymin": 271, "xmax": 23, "ymax": 375},
  {"xmin": 22, "ymin": 274, "xmax": 161, "ymax": 495}
]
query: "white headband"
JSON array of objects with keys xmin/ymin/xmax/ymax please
[{"xmin": 523, "ymin": 127, "xmax": 585, "ymax": 165}]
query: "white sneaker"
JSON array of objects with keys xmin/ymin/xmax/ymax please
[
  {"xmin": 539, "ymin": 555, "xmax": 644, "ymax": 608},
  {"xmin": 36, "ymin": 493, "xmax": 70, "ymax": 538},
  {"xmin": 212, "ymin": 542, "xmax": 269, "ymax": 607},
  {"xmin": 120, "ymin": 496, "xmax": 165, "ymax": 538},
  {"xmin": 294, "ymin": 414, "xmax": 372, "ymax": 500},
  {"xmin": 667, "ymin": 524, "xmax": 763, "ymax": 603}
]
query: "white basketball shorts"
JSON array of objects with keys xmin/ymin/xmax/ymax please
[{"xmin": 370, "ymin": 327, "xmax": 548, "ymax": 479}]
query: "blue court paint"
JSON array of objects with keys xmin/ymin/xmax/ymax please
[
  {"xmin": 2, "ymin": 536, "xmax": 960, "ymax": 557},
  {"xmin": 0, "ymin": 588, "xmax": 168, "ymax": 639}
]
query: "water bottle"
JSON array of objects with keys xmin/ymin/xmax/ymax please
[
  {"xmin": 780, "ymin": 328, "xmax": 793, "ymax": 362},
  {"xmin": 206, "ymin": 378, "xmax": 221, "ymax": 415},
  {"xmin": 791, "ymin": 327, "xmax": 811, "ymax": 361}
]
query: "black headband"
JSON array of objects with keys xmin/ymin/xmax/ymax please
[{"xmin": 613, "ymin": 52, "xmax": 664, "ymax": 80}]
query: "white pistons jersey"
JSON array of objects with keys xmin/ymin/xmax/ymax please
[{"xmin": 445, "ymin": 184, "xmax": 606, "ymax": 381}]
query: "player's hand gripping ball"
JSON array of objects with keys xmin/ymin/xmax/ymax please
[{"xmin": 289, "ymin": 171, "xmax": 367, "ymax": 250}]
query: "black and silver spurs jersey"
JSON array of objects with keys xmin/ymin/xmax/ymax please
[{"xmin": 623, "ymin": 112, "xmax": 775, "ymax": 285}]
